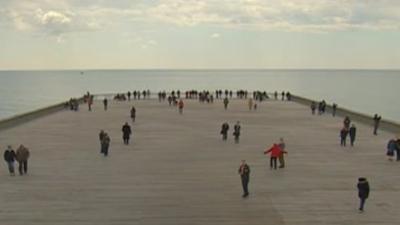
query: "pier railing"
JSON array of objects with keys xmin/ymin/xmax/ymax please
[{"xmin": 291, "ymin": 95, "xmax": 400, "ymax": 134}]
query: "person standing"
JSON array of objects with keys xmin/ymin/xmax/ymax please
[
  {"xmin": 103, "ymin": 98, "xmax": 108, "ymax": 111},
  {"xmin": 248, "ymin": 98, "xmax": 253, "ymax": 110},
  {"xmin": 88, "ymin": 95, "xmax": 93, "ymax": 111},
  {"xmin": 3, "ymin": 145, "xmax": 16, "ymax": 176},
  {"xmin": 340, "ymin": 127, "xmax": 348, "ymax": 147},
  {"xmin": 387, "ymin": 139, "xmax": 397, "ymax": 161},
  {"xmin": 233, "ymin": 121, "xmax": 241, "ymax": 143},
  {"xmin": 220, "ymin": 122, "xmax": 229, "ymax": 141},
  {"xmin": 223, "ymin": 97, "xmax": 229, "ymax": 110},
  {"xmin": 178, "ymin": 99, "xmax": 184, "ymax": 114},
  {"xmin": 357, "ymin": 177, "xmax": 370, "ymax": 212},
  {"xmin": 264, "ymin": 143, "xmax": 282, "ymax": 170},
  {"xmin": 15, "ymin": 145, "xmax": 30, "ymax": 175},
  {"xmin": 373, "ymin": 114, "xmax": 381, "ymax": 135},
  {"xmin": 99, "ymin": 130, "xmax": 105, "ymax": 152},
  {"xmin": 101, "ymin": 133, "xmax": 110, "ymax": 156},
  {"xmin": 332, "ymin": 103, "xmax": 337, "ymax": 117},
  {"xmin": 122, "ymin": 122, "xmax": 132, "ymax": 145},
  {"xmin": 349, "ymin": 124, "xmax": 357, "ymax": 147},
  {"xmin": 278, "ymin": 138, "xmax": 288, "ymax": 168},
  {"xmin": 130, "ymin": 106, "xmax": 136, "ymax": 122},
  {"xmin": 238, "ymin": 160, "xmax": 250, "ymax": 198}
]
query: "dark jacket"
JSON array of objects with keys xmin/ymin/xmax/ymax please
[
  {"xmin": 340, "ymin": 128, "xmax": 348, "ymax": 139},
  {"xmin": 4, "ymin": 150, "xmax": 16, "ymax": 162},
  {"xmin": 233, "ymin": 125, "xmax": 241, "ymax": 136},
  {"xmin": 221, "ymin": 123, "xmax": 229, "ymax": 134},
  {"xmin": 122, "ymin": 125, "xmax": 132, "ymax": 137},
  {"xmin": 357, "ymin": 180, "xmax": 370, "ymax": 199},
  {"xmin": 238, "ymin": 164, "xmax": 250, "ymax": 179},
  {"xmin": 349, "ymin": 127, "xmax": 356, "ymax": 138}
]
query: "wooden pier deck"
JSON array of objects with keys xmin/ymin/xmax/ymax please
[{"xmin": 0, "ymin": 99, "xmax": 399, "ymax": 225}]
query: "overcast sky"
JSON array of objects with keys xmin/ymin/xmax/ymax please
[{"xmin": 0, "ymin": 0, "xmax": 399, "ymax": 70}]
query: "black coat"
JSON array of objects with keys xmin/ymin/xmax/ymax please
[
  {"xmin": 358, "ymin": 181, "xmax": 370, "ymax": 199},
  {"xmin": 3, "ymin": 150, "xmax": 16, "ymax": 162},
  {"xmin": 122, "ymin": 125, "xmax": 132, "ymax": 137},
  {"xmin": 349, "ymin": 127, "xmax": 356, "ymax": 139}
]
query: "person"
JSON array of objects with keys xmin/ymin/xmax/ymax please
[
  {"xmin": 387, "ymin": 139, "xmax": 397, "ymax": 161},
  {"xmin": 349, "ymin": 124, "xmax": 357, "ymax": 147},
  {"xmin": 88, "ymin": 95, "xmax": 93, "ymax": 111},
  {"xmin": 396, "ymin": 138, "xmax": 400, "ymax": 161},
  {"xmin": 340, "ymin": 127, "xmax": 348, "ymax": 147},
  {"xmin": 343, "ymin": 116, "xmax": 351, "ymax": 130},
  {"xmin": 274, "ymin": 91, "xmax": 278, "ymax": 100},
  {"xmin": 178, "ymin": 99, "xmax": 184, "ymax": 114},
  {"xmin": 373, "ymin": 114, "xmax": 381, "ymax": 135},
  {"xmin": 130, "ymin": 106, "xmax": 136, "ymax": 122},
  {"xmin": 15, "ymin": 145, "xmax": 30, "ymax": 175},
  {"xmin": 357, "ymin": 177, "xmax": 370, "ymax": 212},
  {"xmin": 264, "ymin": 143, "xmax": 283, "ymax": 170},
  {"xmin": 248, "ymin": 98, "xmax": 253, "ymax": 110},
  {"xmin": 101, "ymin": 133, "xmax": 110, "ymax": 156},
  {"xmin": 122, "ymin": 122, "xmax": 132, "ymax": 145},
  {"xmin": 220, "ymin": 122, "xmax": 229, "ymax": 141},
  {"xmin": 238, "ymin": 160, "xmax": 250, "ymax": 198},
  {"xmin": 99, "ymin": 130, "xmax": 105, "ymax": 152},
  {"xmin": 3, "ymin": 145, "xmax": 16, "ymax": 176},
  {"xmin": 223, "ymin": 97, "xmax": 229, "ymax": 110},
  {"xmin": 103, "ymin": 98, "xmax": 108, "ymax": 111},
  {"xmin": 127, "ymin": 91, "xmax": 131, "ymax": 101},
  {"xmin": 278, "ymin": 138, "xmax": 287, "ymax": 168},
  {"xmin": 332, "ymin": 103, "xmax": 337, "ymax": 117},
  {"xmin": 311, "ymin": 101, "xmax": 316, "ymax": 115},
  {"xmin": 233, "ymin": 121, "xmax": 241, "ymax": 143}
]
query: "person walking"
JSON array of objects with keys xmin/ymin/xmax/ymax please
[
  {"xmin": 349, "ymin": 124, "xmax": 357, "ymax": 147},
  {"xmin": 99, "ymin": 130, "xmax": 105, "ymax": 152},
  {"xmin": 130, "ymin": 106, "xmax": 136, "ymax": 122},
  {"xmin": 332, "ymin": 103, "xmax": 337, "ymax": 117},
  {"xmin": 340, "ymin": 127, "xmax": 348, "ymax": 147},
  {"xmin": 373, "ymin": 114, "xmax": 381, "ymax": 135},
  {"xmin": 238, "ymin": 160, "xmax": 250, "ymax": 198},
  {"xmin": 122, "ymin": 122, "xmax": 132, "ymax": 145},
  {"xmin": 311, "ymin": 101, "xmax": 316, "ymax": 115},
  {"xmin": 223, "ymin": 97, "xmax": 229, "ymax": 110},
  {"xmin": 103, "ymin": 98, "xmax": 108, "ymax": 111},
  {"xmin": 248, "ymin": 98, "xmax": 253, "ymax": 110},
  {"xmin": 101, "ymin": 133, "xmax": 110, "ymax": 156},
  {"xmin": 264, "ymin": 143, "xmax": 283, "ymax": 170},
  {"xmin": 3, "ymin": 145, "xmax": 16, "ymax": 176},
  {"xmin": 178, "ymin": 99, "xmax": 184, "ymax": 114},
  {"xmin": 357, "ymin": 177, "xmax": 370, "ymax": 212},
  {"xmin": 220, "ymin": 122, "xmax": 229, "ymax": 141},
  {"xmin": 15, "ymin": 145, "xmax": 30, "ymax": 175},
  {"xmin": 278, "ymin": 138, "xmax": 288, "ymax": 168},
  {"xmin": 233, "ymin": 121, "xmax": 241, "ymax": 143}
]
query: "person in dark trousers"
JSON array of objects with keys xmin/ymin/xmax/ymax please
[
  {"xmin": 130, "ymin": 106, "xmax": 136, "ymax": 122},
  {"xmin": 122, "ymin": 122, "xmax": 132, "ymax": 145},
  {"xmin": 264, "ymin": 143, "xmax": 283, "ymax": 170},
  {"xmin": 238, "ymin": 160, "xmax": 250, "ymax": 198},
  {"xmin": 220, "ymin": 122, "xmax": 229, "ymax": 141},
  {"xmin": 99, "ymin": 130, "xmax": 105, "ymax": 152},
  {"xmin": 386, "ymin": 138, "xmax": 397, "ymax": 161},
  {"xmin": 233, "ymin": 121, "xmax": 241, "ymax": 143},
  {"xmin": 332, "ymin": 103, "xmax": 337, "ymax": 117},
  {"xmin": 103, "ymin": 98, "xmax": 108, "ymax": 111},
  {"xmin": 16, "ymin": 145, "xmax": 30, "ymax": 175},
  {"xmin": 340, "ymin": 127, "xmax": 348, "ymax": 146},
  {"xmin": 373, "ymin": 114, "xmax": 381, "ymax": 135},
  {"xmin": 3, "ymin": 145, "xmax": 16, "ymax": 176},
  {"xmin": 357, "ymin": 177, "xmax": 370, "ymax": 212},
  {"xmin": 101, "ymin": 133, "xmax": 110, "ymax": 156},
  {"xmin": 311, "ymin": 101, "xmax": 316, "ymax": 115},
  {"xmin": 223, "ymin": 97, "xmax": 229, "ymax": 110},
  {"xmin": 127, "ymin": 91, "xmax": 131, "ymax": 101},
  {"xmin": 349, "ymin": 124, "xmax": 357, "ymax": 147}
]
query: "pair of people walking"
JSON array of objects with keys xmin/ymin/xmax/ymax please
[
  {"xmin": 99, "ymin": 130, "xmax": 111, "ymax": 156},
  {"xmin": 340, "ymin": 124, "xmax": 357, "ymax": 147},
  {"xmin": 3, "ymin": 145, "xmax": 30, "ymax": 176},
  {"xmin": 264, "ymin": 139, "xmax": 288, "ymax": 169},
  {"xmin": 220, "ymin": 121, "xmax": 241, "ymax": 143}
]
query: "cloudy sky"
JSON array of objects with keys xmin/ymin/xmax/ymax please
[{"xmin": 0, "ymin": 0, "xmax": 399, "ymax": 69}]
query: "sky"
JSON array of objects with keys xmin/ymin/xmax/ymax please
[{"xmin": 0, "ymin": 0, "xmax": 399, "ymax": 70}]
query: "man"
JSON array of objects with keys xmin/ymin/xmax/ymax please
[
  {"xmin": 332, "ymin": 103, "xmax": 337, "ymax": 117},
  {"xmin": 340, "ymin": 127, "xmax": 348, "ymax": 147},
  {"xmin": 373, "ymin": 114, "xmax": 381, "ymax": 135},
  {"xmin": 233, "ymin": 121, "xmax": 241, "ymax": 143},
  {"xmin": 220, "ymin": 122, "xmax": 229, "ymax": 141},
  {"xmin": 101, "ymin": 133, "xmax": 110, "ymax": 156},
  {"xmin": 349, "ymin": 124, "xmax": 357, "ymax": 147},
  {"xmin": 238, "ymin": 160, "xmax": 250, "ymax": 197},
  {"xmin": 223, "ymin": 97, "xmax": 229, "ymax": 110},
  {"xmin": 264, "ymin": 143, "xmax": 285, "ymax": 170},
  {"xmin": 16, "ymin": 145, "xmax": 30, "ymax": 175},
  {"xmin": 122, "ymin": 122, "xmax": 132, "ymax": 145},
  {"xmin": 357, "ymin": 177, "xmax": 370, "ymax": 212},
  {"xmin": 3, "ymin": 145, "xmax": 16, "ymax": 176},
  {"xmin": 130, "ymin": 106, "xmax": 136, "ymax": 122},
  {"xmin": 103, "ymin": 98, "xmax": 108, "ymax": 111},
  {"xmin": 99, "ymin": 130, "xmax": 105, "ymax": 152}
]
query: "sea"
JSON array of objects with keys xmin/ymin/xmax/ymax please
[{"xmin": 0, "ymin": 70, "xmax": 399, "ymax": 122}]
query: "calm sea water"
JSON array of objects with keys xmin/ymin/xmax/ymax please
[{"xmin": 0, "ymin": 70, "xmax": 399, "ymax": 122}]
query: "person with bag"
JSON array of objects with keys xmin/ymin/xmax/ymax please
[
  {"xmin": 238, "ymin": 160, "xmax": 250, "ymax": 198},
  {"xmin": 3, "ymin": 145, "xmax": 16, "ymax": 176}
]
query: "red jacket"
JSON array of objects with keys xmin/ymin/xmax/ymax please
[{"xmin": 264, "ymin": 144, "xmax": 282, "ymax": 157}]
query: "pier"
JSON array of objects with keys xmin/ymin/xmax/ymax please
[{"xmin": 0, "ymin": 97, "xmax": 399, "ymax": 225}]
